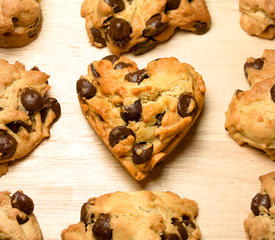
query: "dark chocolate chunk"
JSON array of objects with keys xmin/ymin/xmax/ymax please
[
  {"xmin": 12, "ymin": 17, "xmax": 18, "ymax": 24},
  {"xmin": 76, "ymin": 79, "xmax": 97, "ymax": 99},
  {"xmin": 161, "ymin": 234, "xmax": 180, "ymax": 240},
  {"xmin": 91, "ymin": 64, "xmax": 100, "ymax": 78},
  {"xmin": 7, "ymin": 121, "xmax": 32, "ymax": 133},
  {"xmin": 102, "ymin": 55, "xmax": 119, "ymax": 64},
  {"xmin": 21, "ymin": 88, "xmax": 44, "ymax": 112},
  {"xmin": 172, "ymin": 218, "xmax": 188, "ymax": 240},
  {"xmin": 235, "ymin": 89, "xmax": 243, "ymax": 96},
  {"xmin": 81, "ymin": 203, "xmax": 94, "ymax": 225},
  {"xmin": 92, "ymin": 214, "xmax": 112, "ymax": 240},
  {"xmin": 40, "ymin": 97, "xmax": 61, "ymax": 123},
  {"xmin": 244, "ymin": 58, "xmax": 264, "ymax": 78},
  {"xmin": 114, "ymin": 62, "xmax": 132, "ymax": 70},
  {"xmin": 271, "ymin": 84, "xmax": 275, "ymax": 103},
  {"xmin": 125, "ymin": 69, "xmax": 149, "ymax": 84},
  {"xmin": 121, "ymin": 100, "xmax": 142, "ymax": 123},
  {"xmin": 91, "ymin": 28, "xmax": 106, "ymax": 47},
  {"xmin": 251, "ymin": 193, "xmax": 271, "ymax": 216},
  {"xmin": 131, "ymin": 39, "xmax": 157, "ymax": 55},
  {"xmin": 17, "ymin": 215, "xmax": 29, "ymax": 225},
  {"xmin": 166, "ymin": 0, "xmax": 181, "ymax": 11},
  {"xmin": 0, "ymin": 131, "xmax": 17, "ymax": 159},
  {"xmin": 109, "ymin": 126, "xmax": 135, "ymax": 147},
  {"xmin": 104, "ymin": 0, "xmax": 125, "ymax": 13},
  {"xmin": 193, "ymin": 21, "xmax": 208, "ymax": 34},
  {"xmin": 177, "ymin": 94, "xmax": 197, "ymax": 118},
  {"xmin": 156, "ymin": 112, "xmax": 165, "ymax": 126},
  {"xmin": 107, "ymin": 18, "xmax": 132, "ymax": 47},
  {"xmin": 182, "ymin": 215, "xmax": 196, "ymax": 229},
  {"xmin": 31, "ymin": 66, "xmax": 40, "ymax": 71},
  {"xmin": 11, "ymin": 191, "xmax": 34, "ymax": 215},
  {"xmin": 143, "ymin": 14, "xmax": 168, "ymax": 37},
  {"xmin": 133, "ymin": 143, "xmax": 153, "ymax": 164}
]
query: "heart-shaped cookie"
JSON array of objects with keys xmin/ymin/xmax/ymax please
[
  {"xmin": 225, "ymin": 49, "xmax": 275, "ymax": 159},
  {"xmin": 77, "ymin": 56, "xmax": 206, "ymax": 180}
]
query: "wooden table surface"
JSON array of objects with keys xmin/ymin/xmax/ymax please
[{"xmin": 0, "ymin": 0, "xmax": 274, "ymax": 239}]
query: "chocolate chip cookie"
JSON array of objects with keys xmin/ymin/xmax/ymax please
[
  {"xmin": 0, "ymin": 0, "xmax": 42, "ymax": 48},
  {"xmin": 0, "ymin": 190, "xmax": 43, "ymax": 240},
  {"xmin": 225, "ymin": 49, "xmax": 275, "ymax": 160},
  {"xmin": 76, "ymin": 56, "xmax": 205, "ymax": 181},
  {"xmin": 240, "ymin": 0, "xmax": 275, "ymax": 39},
  {"xmin": 62, "ymin": 191, "xmax": 201, "ymax": 240},
  {"xmin": 0, "ymin": 60, "xmax": 61, "ymax": 176},
  {"xmin": 81, "ymin": 0, "xmax": 211, "ymax": 55},
  {"xmin": 244, "ymin": 172, "xmax": 275, "ymax": 240}
]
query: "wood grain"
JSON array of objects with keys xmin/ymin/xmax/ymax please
[{"xmin": 0, "ymin": 0, "xmax": 274, "ymax": 239}]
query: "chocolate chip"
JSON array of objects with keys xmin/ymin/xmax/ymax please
[
  {"xmin": 193, "ymin": 21, "xmax": 208, "ymax": 34},
  {"xmin": 121, "ymin": 100, "xmax": 142, "ymax": 123},
  {"xmin": 127, "ymin": 0, "xmax": 133, "ymax": 3},
  {"xmin": 91, "ymin": 64, "xmax": 100, "ymax": 78},
  {"xmin": 109, "ymin": 126, "xmax": 135, "ymax": 147},
  {"xmin": 161, "ymin": 234, "xmax": 180, "ymax": 240},
  {"xmin": 41, "ymin": 97, "xmax": 61, "ymax": 123},
  {"xmin": 17, "ymin": 215, "xmax": 29, "ymax": 225},
  {"xmin": 102, "ymin": 55, "xmax": 119, "ymax": 64},
  {"xmin": 11, "ymin": 191, "xmax": 34, "ymax": 215},
  {"xmin": 104, "ymin": 0, "xmax": 125, "ymax": 13},
  {"xmin": 133, "ymin": 143, "xmax": 153, "ymax": 164},
  {"xmin": 235, "ymin": 89, "xmax": 243, "ymax": 96},
  {"xmin": 77, "ymin": 79, "xmax": 97, "ymax": 99},
  {"xmin": 131, "ymin": 39, "xmax": 157, "ymax": 55},
  {"xmin": 21, "ymin": 88, "xmax": 44, "ymax": 112},
  {"xmin": 143, "ymin": 14, "xmax": 168, "ymax": 37},
  {"xmin": 91, "ymin": 28, "xmax": 106, "ymax": 47},
  {"xmin": 0, "ymin": 107, "xmax": 3, "ymax": 111},
  {"xmin": 102, "ymin": 16, "xmax": 114, "ymax": 28},
  {"xmin": 271, "ymin": 84, "xmax": 275, "ymax": 103},
  {"xmin": 107, "ymin": 18, "xmax": 132, "ymax": 47},
  {"xmin": 251, "ymin": 193, "xmax": 271, "ymax": 216},
  {"xmin": 166, "ymin": 0, "xmax": 181, "ymax": 11},
  {"xmin": 172, "ymin": 218, "xmax": 188, "ymax": 240},
  {"xmin": 81, "ymin": 203, "xmax": 94, "ymax": 225},
  {"xmin": 125, "ymin": 69, "xmax": 149, "ymax": 84},
  {"xmin": 182, "ymin": 215, "xmax": 196, "ymax": 229},
  {"xmin": 31, "ymin": 66, "xmax": 40, "ymax": 71},
  {"xmin": 177, "ymin": 94, "xmax": 197, "ymax": 118},
  {"xmin": 244, "ymin": 58, "xmax": 264, "ymax": 78},
  {"xmin": 156, "ymin": 112, "xmax": 165, "ymax": 126},
  {"xmin": 0, "ymin": 132, "xmax": 17, "ymax": 159},
  {"xmin": 114, "ymin": 62, "xmax": 132, "ymax": 70},
  {"xmin": 92, "ymin": 214, "xmax": 112, "ymax": 240},
  {"xmin": 12, "ymin": 17, "xmax": 18, "ymax": 24},
  {"xmin": 7, "ymin": 121, "xmax": 32, "ymax": 133}
]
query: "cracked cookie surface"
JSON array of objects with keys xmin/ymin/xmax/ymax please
[
  {"xmin": 62, "ymin": 191, "xmax": 201, "ymax": 240},
  {"xmin": 244, "ymin": 172, "xmax": 275, "ymax": 240},
  {"xmin": 240, "ymin": 0, "xmax": 275, "ymax": 39},
  {"xmin": 0, "ymin": 60, "xmax": 61, "ymax": 176},
  {"xmin": 76, "ymin": 56, "xmax": 205, "ymax": 181},
  {"xmin": 225, "ymin": 49, "xmax": 275, "ymax": 160},
  {"xmin": 0, "ymin": 190, "xmax": 43, "ymax": 240},
  {"xmin": 0, "ymin": 0, "xmax": 42, "ymax": 48},
  {"xmin": 81, "ymin": 0, "xmax": 211, "ymax": 55}
]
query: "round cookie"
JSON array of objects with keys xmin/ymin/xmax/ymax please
[
  {"xmin": 81, "ymin": 0, "xmax": 211, "ymax": 55},
  {"xmin": 0, "ymin": 0, "xmax": 42, "ymax": 48},
  {"xmin": 76, "ymin": 56, "xmax": 206, "ymax": 180},
  {"xmin": 244, "ymin": 172, "xmax": 275, "ymax": 240},
  {"xmin": 239, "ymin": 0, "xmax": 275, "ymax": 39},
  {"xmin": 225, "ymin": 49, "xmax": 275, "ymax": 160},
  {"xmin": 0, "ymin": 191, "xmax": 43, "ymax": 240},
  {"xmin": 0, "ymin": 60, "xmax": 61, "ymax": 176},
  {"xmin": 62, "ymin": 191, "xmax": 201, "ymax": 240}
]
